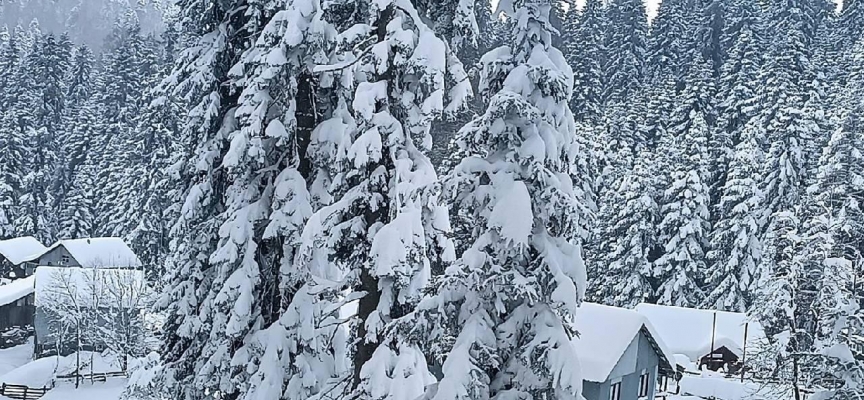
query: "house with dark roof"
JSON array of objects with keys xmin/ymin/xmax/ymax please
[{"xmin": 573, "ymin": 303, "xmax": 677, "ymax": 400}]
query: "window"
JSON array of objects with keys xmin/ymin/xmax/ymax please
[
  {"xmin": 610, "ymin": 381, "xmax": 621, "ymax": 400},
  {"xmin": 639, "ymin": 371, "xmax": 651, "ymax": 397},
  {"xmin": 61, "ymin": 255, "xmax": 70, "ymax": 265}
]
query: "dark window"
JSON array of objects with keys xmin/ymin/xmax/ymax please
[
  {"xmin": 610, "ymin": 381, "xmax": 621, "ymax": 400},
  {"xmin": 61, "ymin": 255, "xmax": 70, "ymax": 265},
  {"xmin": 639, "ymin": 372, "xmax": 650, "ymax": 397}
]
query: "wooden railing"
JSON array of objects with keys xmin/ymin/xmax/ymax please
[
  {"xmin": 0, "ymin": 383, "xmax": 51, "ymax": 400},
  {"xmin": 54, "ymin": 371, "xmax": 127, "ymax": 383}
]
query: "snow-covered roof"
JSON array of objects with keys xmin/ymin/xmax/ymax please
[
  {"xmin": 634, "ymin": 303, "xmax": 767, "ymax": 361},
  {"xmin": 0, "ymin": 275, "xmax": 35, "ymax": 307},
  {"xmin": 44, "ymin": 238, "xmax": 142, "ymax": 269},
  {"xmin": 34, "ymin": 267, "xmax": 146, "ymax": 308},
  {"xmin": 573, "ymin": 303, "xmax": 676, "ymax": 383},
  {"xmin": 0, "ymin": 237, "xmax": 47, "ymax": 265}
]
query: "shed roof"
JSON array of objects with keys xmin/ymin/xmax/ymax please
[
  {"xmin": 0, "ymin": 275, "xmax": 35, "ymax": 307},
  {"xmin": 573, "ymin": 302, "xmax": 676, "ymax": 383},
  {"xmin": 43, "ymin": 238, "xmax": 142, "ymax": 269},
  {"xmin": 634, "ymin": 303, "xmax": 767, "ymax": 361},
  {"xmin": 0, "ymin": 237, "xmax": 47, "ymax": 265}
]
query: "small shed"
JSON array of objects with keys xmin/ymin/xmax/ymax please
[
  {"xmin": 634, "ymin": 303, "xmax": 767, "ymax": 373},
  {"xmin": 573, "ymin": 303, "xmax": 676, "ymax": 400},
  {"xmin": 0, "ymin": 275, "xmax": 36, "ymax": 332},
  {"xmin": 38, "ymin": 238, "xmax": 142, "ymax": 269},
  {"xmin": 0, "ymin": 237, "xmax": 47, "ymax": 279}
]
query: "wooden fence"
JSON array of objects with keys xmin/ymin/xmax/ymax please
[
  {"xmin": 55, "ymin": 371, "xmax": 127, "ymax": 383},
  {"xmin": 0, "ymin": 383, "xmax": 51, "ymax": 400}
]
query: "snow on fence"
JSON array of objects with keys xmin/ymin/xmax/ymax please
[
  {"xmin": 55, "ymin": 370, "xmax": 127, "ymax": 383},
  {"xmin": 0, "ymin": 383, "xmax": 51, "ymax": 400}
]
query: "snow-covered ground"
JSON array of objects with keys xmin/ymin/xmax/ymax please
[
  {"xmin": 0, "ymin": 346, "xmax": 127, "ymax": 400},
  {"xmin": 39, "ymin": 379, "xmax": 126, "ymax": 400},
  {"xmin": 675, "ymin": 373, "xmax": 792, "ymax": 400},
  {"xmin": 0, "ymin": 339, "xmax": 33, "ymax": 377}
]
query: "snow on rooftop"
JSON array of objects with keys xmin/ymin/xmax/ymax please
[
  {"xmin": 0, "ymin": 275, "xmax": 35, "ymax": 307},
  {"xmin": 34, "ymin": 267, "xmax": 146, "ymax": 308},
  {"xmin": 0, "ymin": 236, "xmax": 47, "ymax": 265},
  {"xmin": 634, "ymin": 303, "xmax": 767, "ymax": 362},
  {"xmin": 46, "ymin": 237, "xmax": 142, "ymax": 269},
  {"xmin": 573, "ymin": 302, "xmax": 675, "ymax": 383}
]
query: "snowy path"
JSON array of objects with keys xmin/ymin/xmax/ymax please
[{"xmin": 0, "ymin": 340, "xmax": 32, "ymax": 377}]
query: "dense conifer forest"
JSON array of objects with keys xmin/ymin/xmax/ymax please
[{"xmin": 1, "ymin": 0, "xmax": 864, "ymax": 397}]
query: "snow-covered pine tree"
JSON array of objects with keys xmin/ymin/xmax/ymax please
[
  {"xmin": 714, "ymin": 0, "xmax": 762, "ymax": 155},
  {"xmin": 205, "ymin": 1, "xmax": 340, "ymax": 399},
  {"xmin": 839, "ymin": 0, "xmax": 864, "ymax": 59},
  {"xmin": 63, "ymin": 44, "xmax": 95, "ymax": 163},
  {"xmin": 425, "ymin": 0, "xmax": 588, "ymax": 398},
  {"xmin": 0, "ymin": 122, "xmax": 24, "ymax": 240},
  {"xmin": 56, "ymin": 44, "xmax": 96, "ymax": 238},
  {"xmin": 0, "ymin": 25, "xmax": 23, "ymax": 110},
  {"xmin": 793, "ymin": 110, "xmax": 864, "ymax": 398},
  {"xmin": 0, "ymin": 27, "xmax": 27, "ymax": 239},
  {"xmin": 753, "ymin": 112, "xmax": 864, "ymax": 398},
  {"xmin": 129, "ymin": 0, "xmax": 256, "ymax": 398},
  {"xmin": 295, "ymin": 1, "xmax": 472, "ymax": 397},
  {"xmin": 704, "ymin": 120, "xmax": 766, "ymax": 311},
  {"xmin": 60, "ymin": 153, "xmax": 96, "ymax": 240},
  {"xmin": 647, "ymin": 0, "xmax": 700, "ymax": 89},
  {"xmin": 94, "ymin": 16, "xmax": 160, "ymax": 237},
  {"xmin": 592, "ymin": 147, "xmax": 659, "ymax": 307},
  {"xmin": 700, "ymin": 2, "xmax": 768, "ymax": 311},
  {"xmin": 566, "ymin": 0, "xmax": 605, "ymax": 123},
  {"xmin": 601, "ymin": 0, "xmax": 647, "ymax": 107},
  {"xmin": 697, "ymin": 0, "xmax": 726, "ymax": 79},
  {"xmin": 755, "ymin": 0, "xmax": 824, "ymax": 294},
  {"xmin": 14, "ymin": 31, "xmax": 70, "ymax": 243},
  {"xmin": 840, "ymin": 0, "xmax": 864, "ymax": 39},
  {"xmin": 653, "ymin": 60, "xmax": 714, "ymax": 307}
]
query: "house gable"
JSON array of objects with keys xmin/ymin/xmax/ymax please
[
  {"xmin": 608, "ymin": 333, "xmax": 640, "ymax": 379},
  {"xmin": 37, "ymin": 246, "xmax": 80, "ymax": 268},
  {"xmin": 607, "ymin": 329, "xmax": 664, "ymax": 381}
]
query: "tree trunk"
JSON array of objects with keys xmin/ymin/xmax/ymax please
[{"xmin": 349, "ymin": 3, "xmax": 395, "ymax": 393}]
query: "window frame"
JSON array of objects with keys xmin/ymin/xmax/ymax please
[
  {"xmin": 638, "ymin": 370, "xmax": 650, "ymax": 398},
  {"xmin": 61, "ymin": 255, "xmax": 70, "ymax": 265},
  {"xmin": 610, "ymin": 379, "xmax": 622, "ymax": 400}
]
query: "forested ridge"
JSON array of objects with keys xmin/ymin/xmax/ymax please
[{"xmin": 1, "ymin": 0, "xmax": 864, "ymax": 397}]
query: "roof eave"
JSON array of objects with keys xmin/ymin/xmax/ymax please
[{"xmin": 640, "ymin": 325, "xmax": 677, "ymax": 378}]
